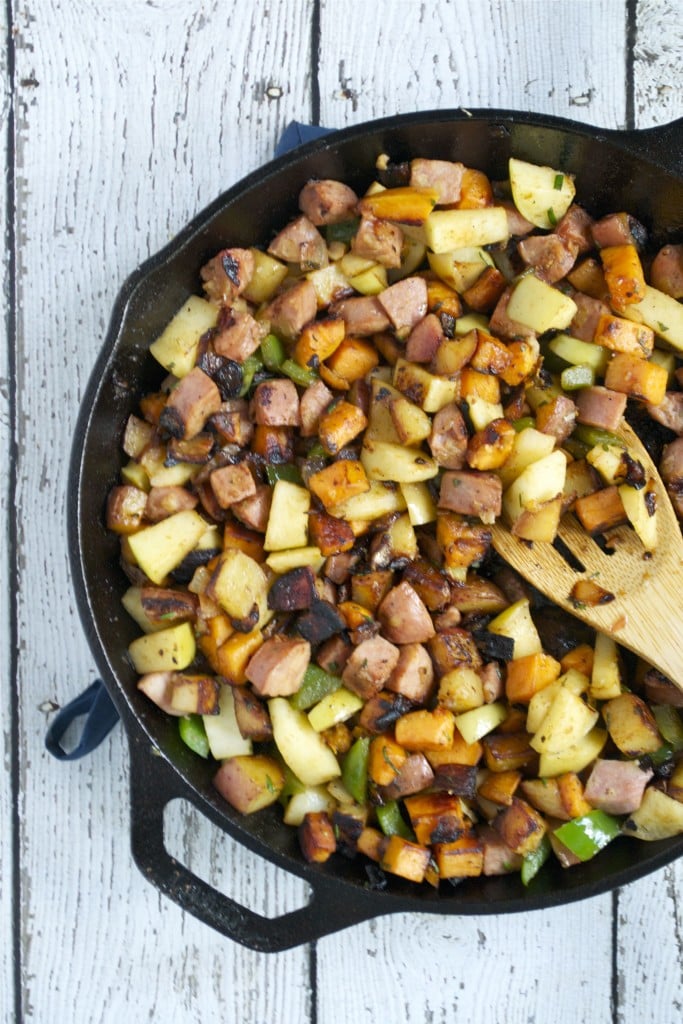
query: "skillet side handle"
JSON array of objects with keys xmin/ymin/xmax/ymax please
[
  {"xmin": 618, "ymin": 117, "xmax": 683, "ymax": 178},
  {"xmin": 127, "ymin": 737, "xmax": 380, "ymax": 952}
]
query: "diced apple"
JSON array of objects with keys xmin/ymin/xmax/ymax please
[
  {"xmin": 498, "ymin": 427, "xmax": 556, "ymax": 489},
  {"xmin": 149, "ymin": 295, "xmax": 219, "ymax": 377},
  {"xmin": 453, "ymin": 702, "xmax": 507, "ymax": 745},
  {"xmin": 622, "ymin": 284, "xmax": 683, "ymax": 351},
  {"xmin": 127, "ymin": 509, "xmax": 208, "ymax": 585},
  {"xmin": 507, "ymin": 274, "xmax": 577, "ymax": 333},
  {"xmin": 360, "ymin": 438, "xmax": 438, "ymax": 483},
  {"xmin": 509, "ymin": 158, "xmax": 576, "ymax": 230},
  {"xmin": 128, "ymin": 621, "xmax": 196, "ymax": 673},
  {"xmin": 538, "ymin": 727, "xmax": 607, "ymax": 777},
  {"xmin": 264, "ymin": 480, "xmax": 311, "ymax": 551},
  {"xmin": 530, "ymin": 687, "xmax": 599, "ymax": 754},
  {"xmin": 488, "ymin": 599, "xmax": 542, "ymax": 659},
  {"xmin": 427, "ymin": 246, "xmax": 494, "ymax": 292},
  {"xmin": 269, "ymin": 697, "xmax": 341, "ymax": 786},
  {"xmin": 423, "ymin": 208, "xmax": 509, "ymax": 253},
  {"xmin": 206, "ymin": 549, "xmax": 268, "ymax": 628},
  {"xmin": 503, "ymin": 449, "xmax": 567, "ymax": 517},
  {"xmin": 203, "ymin": 684, "xmax": 253, "ymax": 759},
  {"xmin": 307, "ymin": 687, "xmax": 364, "ymax": 732},
  {"xmin": 618, "ymin": 480, "xmax": 658, "ymax": 551}
]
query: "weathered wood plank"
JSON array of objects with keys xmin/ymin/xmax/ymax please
[
  {"xmin": 1, "ymin": 0, "xmax": 15, "ymax": 1016},
  {"xmin": 14, "ymin": 1, "xmax": 313, "ymax": 1021},
  {"xmin": 318, "ymin": 0, "xmax": 628, "ymax": 130},
  {"xmin": 634, "ymin": 0, "xmax": 683, "ymax": 127}
]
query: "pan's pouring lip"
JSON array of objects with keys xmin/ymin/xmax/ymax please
[{"xmin": 67, "ymin": 109, "xmax": 683, "ymax": 947}]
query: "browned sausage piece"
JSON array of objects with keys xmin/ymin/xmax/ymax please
[
  {"xmin": 232, "ymin": 484, "xmax": 273, "ymax": 532},
  {"xmin": 569, "ymin": 292, "xmax": 611, "ymax": 343},
  {"xmin": 246, "ymin": 636, "xmax": 311, "ymax": 697},
  {"xmin": 159, "ymin": 366, "xmax": 222, "ymax": 440},
  {"xmin": 535, "ymin": 393, "xmax": 577, "ymax": 443},
  {"xmin": 351, "ymin": 215, "xmax": 403, "ymax": 268},
  {"xmin": 267, "ymin": 214, "xmax": 328, "ymax": 269},
  {"xmin": 145, "ymin": 486, "xmax": 199, "ymax": 522},
  {"xmin": 646, "ymin": 391, "xmax": 683, "ymax": 435},
  {"xmin": 386, "ymin": 642, "xmax": 435, "ymax": 704},
  {"xmin": 214, "ymin": 310, "xmax": 265, "ymax": 362},
  {"xmin": 575, "ymin": 385, "xmax": 627, "ymax": 431},
  {"xmin": 298, "ymin": 179, "xmax": 359, "ymax": 225},
  {"xmin": 556, "ymin": 205, "xmax": 595, "ymax": 254},
  {"xmin": 584, "ymin": 759, "xmax": 653, "ymax": 815},
  {"xmin": 200, "ymin": 247, "xmax": 255, "ymax": 304},
  {"xmin": 405, "ymin": 313, "xmax": 444, "ymax": 363},
  {"xmin": 378, "ymin": 581, "xmax": 435, "ymax": 645},
  {"xmin": 429, "ymin": 402, "xmax": 468, "ymax": 469},
  {"xmin": 210, "ymin": 461, "xmax": 256, "ymax": 508},
  {"xmin": 591, "ymin": 211, "xmax": 647, "ymax": 249},
  {"xmin": 329, "ymin": 294, "xmax": 391, "ymax": 335},
  {"xmin": 341, "ymin": 635, "xmax": 401, "ymax": 700},
  {"xmin": 264, "ymin": 279, "xmax": 318, "ymax": 340},
  {"xmin": 438, "ymin": 470, "xmax": 502, "ymax": 524},
  {"xmin": 410, "ymin": 158, "xmax": 464, "ymax": 203},
  {"xmin": 517, "ymin": 234, "xmax": 578, "ymax": 284},
  {"xmin": 488, "ymin": 287, "xmax": 536, "ymax": 340},
  {"xmin": 651, "ymin": 243, "xmax": 683, "ymax": 299},
  {"xmin": 299, "ymin": 379, "xmax": 334, "ymax": 436},
  {"xmin": 378, "ymin": 277, "xmax": 428, "ymax": 335},
  {"xmin": 251, "ymin": 378, "xmax": 300, "ymax": 426}
]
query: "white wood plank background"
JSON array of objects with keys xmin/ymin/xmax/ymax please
[{"xmin": 2, "ymin": 1, "xmax": 682, "ymax": 1022}]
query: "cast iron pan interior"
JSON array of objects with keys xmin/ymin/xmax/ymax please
[{"xmin": 69, "ymin": 109, "xmax": 683, "ymax": 951}]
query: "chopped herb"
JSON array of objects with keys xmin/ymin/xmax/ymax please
[
  {"xmin": 547, "ymin": 207, "xmax": 558, "ymax": 226},
  {"xmin": 553, "ymin": 173, "xmax": 564, "ymax": 190},
  {"xmin": 265, "ymin": 774, "xmax": 275, "ymax": 794},
  {"xmin": 657, "ymin": 321, "xmax": 670, "ymax": 333}
]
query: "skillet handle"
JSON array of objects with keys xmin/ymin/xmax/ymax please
[
  {"xmin": 128, "ymin": 737, "xmax": 381, "ymax": 952},
  {"xmin": 615, "ymin": 117, "xmax": 683, "ymax": 178}
]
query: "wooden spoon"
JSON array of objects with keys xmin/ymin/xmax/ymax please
[{"xmin": 490, "ymin": 420, "xmax": 683, "ymax": 691}]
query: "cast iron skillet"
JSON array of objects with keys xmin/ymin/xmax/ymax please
[{"xmin": 69, "ymin": 109, "xmax": 683, "ymax": 952}]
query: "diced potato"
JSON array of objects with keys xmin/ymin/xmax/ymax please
[
  {"xmin": 265, "ymin": 546, "xmax": 325, "ymax": 574},
  {"xmin": 139, "ymin": 447, "xmax": 199, "ymax": 488},
  {"xmin": 203, "ymin": 683, "xmax": 253, "ymax": 759},
  {"xmin": 602, "ymin": 693, "xmax": 662, "ymax": 756},
  {"xmin": 509, "ymin": 158, "xmax": 576, "ymax": 230},
  {"xmin": 393, "ymin": 358, "xmax": 460, "ymax": 412},
  {"xmin": 400, "ymin": 481, "xmax": 437, "ymax": 525},
  {"xmin": 360, "ymin": 438, "xmax": 438, "ymax": 483},
  {"xmin": 127, "ymin": 509, "xmax": 208, "ymax": 585},
  {"xmin": 530, "ymin": 687, "xmax": 599, "ymax": 754},
  {"xmin": 268, "ymin": 697, "xmax": 341, "ymax": 786},
  {"xmin": 453, "ymin": 702, "xmax": 507, "ymax": 745},
  {"xmin": 329, "ymin": 480, "xmax": 407, "ymax": 522},
  {"xmin": 624, "ymin": 786, "xmax": 683, "ymax": 840},
  {"xmin": 619, "ymin": 479, "xmax": 658, "ymax": 551},
  {"xmin": 206, "ymin": 549, "xmax": 268, "ymax": 627},
  {"xmin": 213, "ymin": 754, "xmax": 284, "ymax": 814},
  {"xmin": 389, "ymin": 394, "xmax": 432, "ymax": 445},
  {"xmin": 283, "ymin": 786, "xmax": 336, "ymax": 827},
  {"xmin": 264, "ymin": 480, "xmax": 311, "ymax": 551},
  {"xmin": 590, "ymin": 632, "xmax": 622, "ymax": 701},
  {"xmin": 438, "ymin": 665, "xmax": 485, "ymax": 714},
  {"xmin": 305, "ymin": 263, "xmax": 352, "ymax": 308},
  {"xmin": 423, "ymin": 207, "xmax": 509, "ymax": 253},
  {"xmin": 169, "ymin": 674, "xmax": 220, "ymax": 716},
  {"xmin": 149, "ymin": 296, "xmax": 219, "ymax": 377},
  {"xmin": 427, "ymin": 246, "xmax": 494, "ymax": 292},
  {"xmin": 503, "ymin": 449, "xmax": 566, "ymax": 517},
  {"xmin": 488, "ymin": 599, "xmax": 542, "ymax": 659},
  {"xmin": 538, "ymin": 727, "xmax": 607, "ymax": 777},
  {"xmin": 498, "ymin": 427, "xmax": 556, "ymax": 489},
  {"xmin": 307, "ymin": 687, "xmax": 364, "ymax": 732},
  {"xmin": 465, "ymin": 395, "xmax": 505, "ymax": 432},
  {"xmin": 128, "ymin": 621, "xmax": 196, "ymax": 674},
  {"xmin": 622, "ymin": 284, "xmax": 683, "ymax": 351},
  {"xmin": 242, "ymin": 248, "xmax": 289, "ymax": 304},
  {"xmin": 506, "ymin": 274, "xmax": 577, "ymax": 333}
]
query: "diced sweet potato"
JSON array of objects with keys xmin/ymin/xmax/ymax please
[
  {"xmin": 380, "ymin": 835, "xmax": 432, "ymax": 883},
  {"xmin": 493, "ymin": 796, "xmax": 546, "ymax": 855},
  {"xmin": 299, "ymin": 811, "xmax": 337, "ymax": 863},
  {"xmin": 433, "ymin": 833, "xmax": 484, "ymax": 878}
]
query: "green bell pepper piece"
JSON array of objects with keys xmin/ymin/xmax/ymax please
[
  {"xmin": 521, "ymin": 833, "xmax": 551, "ymax": 886},
  {"xmin": 511, "ymin": 416, "xmax": 536, "ymax": 433},
  {"xmin": 342, "ymin": 736, "xmax": 370, "ymax": 805},
  {"xmin": 289, "ymin": 663, "xmax": 343, "ymax": 711},
  {"xmin": 178, "ymin": 715, "xmax": 210, "ymax": 759},
  {"xmin": 375, "ymin": 800, "xmax": 415, "ymax": 840},
  {"xmin": 652, "ymin": 705, "xmax": 683, "ymax": 750},
  {"xmin": 325, "ymin": 218, "xmax": 360, "ymax": 244},
  {"xmin": 572, "ymin": 424, "xmax": 623, "ymax": 448},
  {"xmin": 560, "ymin": 363, "xmax": 595, "ymax": 391},
  {"xmin": 265, "ymin": 463, "xmax": 303, "ymax": 486},
  {"xmin": 260, "ymin": 332, "xmax": 286, "ymax": 370},
  {"xmin": 553, "ymin": 809, "xmax": 621, "ymax": 862},
  {"xmin": 238, "ymin": 353, "xmax": 264, "ymax": 396},
  {"xmin": 281, "ymin": 358, "xmax": 319, "ymax": 388}
]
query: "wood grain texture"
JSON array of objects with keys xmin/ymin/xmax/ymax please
[
  {"xmin": 634, "ymin": 0, "xmax": 683, "ymax": 127},
  {"xmin": 318, "ymin": 0, "xmax": 628, "ymax": 129},
  {"xmin": 6, "ymin": 1, "xmax": 683, "ymax": 1023},
  {"xmin": 1, "ymin": 0, "xmax": 15, "ymax": 1016},
  {"xmin": 12, "ymin": 2, "xmax": 313, "ymax": 1022}
]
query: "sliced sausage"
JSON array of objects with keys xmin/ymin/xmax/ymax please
[
  {"xmin": 584, "ymin": 759, "xmax": 653, "ymax": 815},
  {"xmin": 298, "ymin": 178, "xmax": 359, "ymax": 225},
  {"xmin": 214, "ymin": 310, "xmax": 265, "ymax": 362},
  {"xmin": 517, "ymin": 234, "xmax": 578, "ymax": 283},
  {"xmin": 351, "ymin": 214, "xmax": 403, "ymax": 268},
  {"xmin": 251, "ymin": 378, "xmax": 300, "ymax": 426},
  {"xmin": 651, "ymin": 243, "xmax": 683, "ymax": 299},
  {"xmin": 488, "ymin": 287, "xmax": 536, "ymax": 340},
  {"xmin": 386, "ymin": 642, "xmax": 435, "ymax": 704},
  {"xmin": 410, "ymin": 158, "xmax": 464, "ymax": 203},
  {"xmin": 267, "ymin": 214, "xmax": 328, "ymax": 269},
  {"xmin": 569, "ymin": 291, "xmax": 611, "ymax": 343},
  {"xmin": 378, "ymin": 277, "xmax": 429, "ymax": 334},
  {"xmin": 556, "ymin": 205, "xmax": 595, "ymax": 254},
  {"xmin": 377, "ymin": 581, "xmax": 435, "ymax": 645},
  {"xmin": 232, "ymin": 483, "xmax": 273, "ymax": 532},
  {"xmin": 575, "ymin": 385, "xmax": 627, "ymax": 431},
  {"xmin": 405, "ymin": 312, "xmax": 444, "ymax": 363},
  {"xmin": 159, "ymin": 366, "xmax": 222, "ymax": 440},
  {"xmin": 246, "ymin": 636, "xmax": 311, "ymax": 697},
  {"xmin": 200, "ymin": 247, "xmax": 254, "ymax": 304},
  {"xmin": 535, "ymin": 393, "xmax": 577, "ymax": 443},
  {"xmin": 264, "ymin": 279, "xmax": 317, "ymax": 340},
  {"xmin": 329, "ymin": 294, "xmax": 391, "ymax": 335},
  {"xmin": 341, "ymin": 635, "xmax": 401, "ymax": 700},
  {"xmin": 646, "ymin": 391, "xmax": 683, "ymax": 434},
  {"xmin": 438, "ymin": 470, "xmax": 502, "ymax": 524},
  {"xmin": 429, "ymin": 402, "xmax": 469, "ymax": 469},
  {"xmin": 210, "ymin": 461, "xmax": 256, "ymax": 508},
  {"xmin": 299, "ymin": 379, "xmax": 334, "ymax": 437},
  {"xmin": 591, "ymin": 212, "xmax": 647, "ymax": 250}
]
